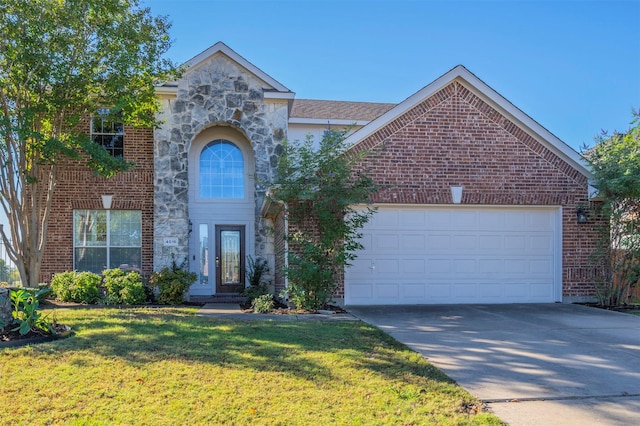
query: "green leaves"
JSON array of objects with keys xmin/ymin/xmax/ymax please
[
  {"xmin": 9, "ymin": 287, "xmax": 51, "ymax": 335},
  {"xmin": 271, "ymin": 130, "xmax": 378, "ymax": 310},
  {"xmin": 583, "ymin": 109, "xmax": 640, "ymax": 306},
  {"xmin": 0, "ymin": 0, "xmax": 178, "ymax": 287}
]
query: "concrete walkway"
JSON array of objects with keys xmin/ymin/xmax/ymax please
[
  {"xmin": 197, "ymin": 303, "xmax": 358, "ymax": 321},
  {"xmin": 347, "ymin": 304, "xmax": 640, "ymax": 426}
]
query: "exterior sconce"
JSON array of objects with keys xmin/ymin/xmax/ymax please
[
  {"xmin": 188, "ymin": 220, "xmax": 193, "ymax": 234},
  {"xmin": 101, "ymin": 194, "xmax": 113, "ymax": 209},
  {"xmin": 576, "ymin": 208, "xmax": 587, "ymax": 224},
  {"xmin": 451, "ymin": 186, "xmax": 463, "ymax": 204}
]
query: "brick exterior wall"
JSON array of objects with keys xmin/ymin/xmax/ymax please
[
  {"xmin": 337, "ymin": 80, "xmax": 601, "ymax": 301},
  {"xmin": 40, "ymin": 123, "xmax": 155, "ymax": 283}
]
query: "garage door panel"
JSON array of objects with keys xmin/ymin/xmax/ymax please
[
  {"xmin": 376, "ymin": 283, "xmax": 400, "ymax": 299},
  {"xmin": 453, "ymin": 259, "xmax": 477, "ymax": 274},
  {"xmin": 426, "ymin": 210, "xmax": 452, "ymax": 228},
  {"xmin": 479, "ymin": 235, "xmax": 502, "ymax": 250},
  {"xmin": 374, "ymin": 234, "xmax": 399, "ymax": 249},
  {"xmin": 402, "ymin": 234, "xmax": 425, "ymax": 250},
  {"xmin": 452, "ymin": 210, "xmax": 479, "ymax": 229},
  {"xmin": 426, "ymin": 234, "xmax": 452, "ymax": 250},
  {"xmin": 402, "ymin": 259, "xmax": 426, "ymax": 274},
  {"xmin": 530, "ymin": 235, "xmax": 553, "ymax": 251},
  {"xmin": 345, "ymin": 206, "xmax": 560, "ymax": 305},
  {"xmin": 427, "ymin": 258, "xmax": 452, "ymax": 274},
  {"xmin": 453, "ymin": 235, "xmax": 477, "ymax": 250},
  {"xmin": 402, "ymin": 284, "xmax": 426, "ymax": 299},
  {"xmin": 375, "ymin": 258, "xmax": 399, "ymax": 274}
]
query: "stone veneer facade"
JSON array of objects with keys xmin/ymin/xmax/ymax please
[{"xmin": 152, "ymin": 52, "xmax": 288, "ymax": 272}]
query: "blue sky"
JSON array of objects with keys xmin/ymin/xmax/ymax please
[{"xmin": 144, "ymin": 0, "xmax": 639, "ymax": 152}]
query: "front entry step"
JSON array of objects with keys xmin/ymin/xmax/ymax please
[{"xmin": 190, "ymin": 294, "xmax": 247, "ymax": 304}]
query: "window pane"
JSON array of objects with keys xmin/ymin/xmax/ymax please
[
  {"xmin": 110, "ymin": 248, "xmax": 142, "ymax": 272},
  {"xmin": 91, "ymin": 109, "xmax": 124, "ymax": 158},
  {"xmin": 199, "ymin": 140, "xmax": 244, "ymax": 199},
  {"xmin": 74, "ymin": 210, "xmax": 107, "ymax": 246},
  {"xmin": 110, "ymin": 211, "xmax": 142, "ymax": 246},
  {"xmin": 74, "ymin": 247, "xmax": 107, "ymax": 274},
  {"xmin": 199, "ymin": 224, "xmax": 208, "ymax": 285}
]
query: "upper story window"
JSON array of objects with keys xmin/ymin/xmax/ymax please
[
  {"xmin": 91, "ymin": 109, "xmax": 124, "ymax": 158},
  {"xmin": 199, "ymin": 140, "xmax": 244, "ymax": 199}
]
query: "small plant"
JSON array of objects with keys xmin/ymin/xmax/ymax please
[
  {"xmin": 51, "ymin": 271, "xmax": 101, "ymax": 304},
  {"xmin": 102, "ymin": 268, "xmax": 147, "ymax": 305},
  {"xmin": 244, "ymin": 256, "xmax": 269, "ymax": 303},
  {"xmin": 149, "ymin": 256, "xmax": 197, "ymax": 305},
  {"xmin": 251, "ymin": 294, "xmax": 275, "ymax": 313},
  {"xmin": 9, "ymin": 288, "xmax": 51, "ymax": 335}
]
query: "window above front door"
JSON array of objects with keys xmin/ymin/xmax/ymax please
[{"xmin": 199, "ymin": 140, "xmax": 244, "ymax": 199}]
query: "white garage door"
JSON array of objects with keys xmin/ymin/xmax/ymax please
[{"xmin": 345, "ymin": 206, "xmax": 561, "ymax": 305}]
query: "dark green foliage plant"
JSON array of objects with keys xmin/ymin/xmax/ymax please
[
  {"xmin": 251, "ymin": 294, "xmax": 275, "ymax": 313},
  {"xmin": 51, "ymin": 271, "xmax": 101, "ymax": 304},
  {"xmin": 243, "ymin": 256, "xmax": 270, "ymax": 302},
  {"xmin": 102, "ymin": 268, "xmax": 147, "ymax": 305},
  {"xmin": 270, "ymin": 130, "xmax": 378, "ymax": 311},
  {"xmin": 9, "ymin": 288, "xmax": 51, "ymax": 335},
  {"xmin": 149, "ymin": 257, "xmax": 197, "ymax": 305},
  {"xmin": 583, "ymin": 109, "xmax": 640, "ymax": 306}
]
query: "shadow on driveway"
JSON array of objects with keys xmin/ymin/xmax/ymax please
[{"xmin": 347, "ymin": 303, "xmax": 640, "ymax": 426}]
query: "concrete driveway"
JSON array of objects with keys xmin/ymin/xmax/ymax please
[{"xmin": 347, "ymin": 304, "xmax": 640, "ymax": 426}]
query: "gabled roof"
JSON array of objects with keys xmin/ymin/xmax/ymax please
[
  {"xmin": 157, "ymin": 42, "xmax": 293, "ymax": 97},
  {"xmin": 291, "ymin": 99, "xmax": 396, "ymax": 121},
  {"xmin": 344, "ymin": 65, "xmax": 591, "ymax": 179}
]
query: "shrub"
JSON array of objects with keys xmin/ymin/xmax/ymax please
[
  {"xmin": 243, "ymin": 256, "xmax": 270, "ymax": 303},
  {"xmin": 149, "ymin": 257, "xmax": 196, "ymax": 305},
  {"xmin": 50, "ymin": 271, "xmax": 101, "ymax": 304},
  {"xmin": 271, "ymin": 130, "xmax": 377, "ymax": 311},
  {"xmin": 73, "ymin": 272, "xmax": 101, "ymax": 303},
  {"xmin": 9, "ymin": 288, "xmax": 51, "ymax": 335},
  {"xmin": 102, "ymin": 268, "xmax": 147, "ymax": 305},
  {"xmin": 251, "ymin": 294, "xmax": 275, "ymax": 313},
  {"xmin": 50, "ymin": 271, "xmax": 75, "ymax": 302}
]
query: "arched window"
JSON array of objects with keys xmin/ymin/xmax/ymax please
[{"xmin": 199, "ymin": 140, "xmax": 244, "ymax": 199}]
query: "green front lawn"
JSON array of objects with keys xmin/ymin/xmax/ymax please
[{"xmin": 1, "ymin": 308, "xmax": 503, "ymax": 425}]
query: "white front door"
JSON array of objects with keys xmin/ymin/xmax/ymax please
[{"xmin": 345, "ymin": 205, "xmax": 561, "ymax": 305}]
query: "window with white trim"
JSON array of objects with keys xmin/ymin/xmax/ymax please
[
  {"xmin": 199, "ymin": 140, "xmax": 245, "ymax": 199},
  {"xmin": 73, "ymin": 210, "xmax": 142, "ymax": 273},
  {"xmin": 91, "ymin": 109, "xmax": 124, "ymax": 157}
]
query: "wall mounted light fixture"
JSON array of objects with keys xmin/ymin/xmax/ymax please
[
  {"xmin": 576, "ymin": 208, "xmax": 587, "ymax": 224},
  {"xmin": 451, "ymin": 186, "xmax": 463, "ymax": 204},
  {"xmin": 188, "ymin": 220, "xmax": 193, "ymax": 234},
  {"xmin": 101, "ymin": 194, "xmax": 113, "ymax": 209}
]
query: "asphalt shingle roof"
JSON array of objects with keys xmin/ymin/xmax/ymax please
[{"xmin": 290, "ymin": 99, "xmax": 396, "ymax": 121}]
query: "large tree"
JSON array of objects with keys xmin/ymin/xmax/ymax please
[
  {"xmin": 584, "ymin": 109, "xmax": 640, "ymax": 305},
  {"xmin": 0, "ymin": 0, "xmax": 177, "ymax": 287}
]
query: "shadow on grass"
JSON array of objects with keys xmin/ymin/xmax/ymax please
[{"xmin": 39, "ymin": 307, "xmax": 457, "ymax": 388}]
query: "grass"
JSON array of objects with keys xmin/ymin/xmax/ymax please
[{"xmin": 1, "ymin": 307, "xmax": 503, "ymax": 425}]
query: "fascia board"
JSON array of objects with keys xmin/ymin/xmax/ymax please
[
  {"xmin": 263, "ymin": 91, "xmax": 296, "ymax": 100},
  {"xmin": 155, "ymin": 85, "xmax": 178, "ymax": 96}
]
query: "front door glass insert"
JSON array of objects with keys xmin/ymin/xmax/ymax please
[{"xmin": 215, "ymin": 225, "xmax": 245, "ymax": 293}]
